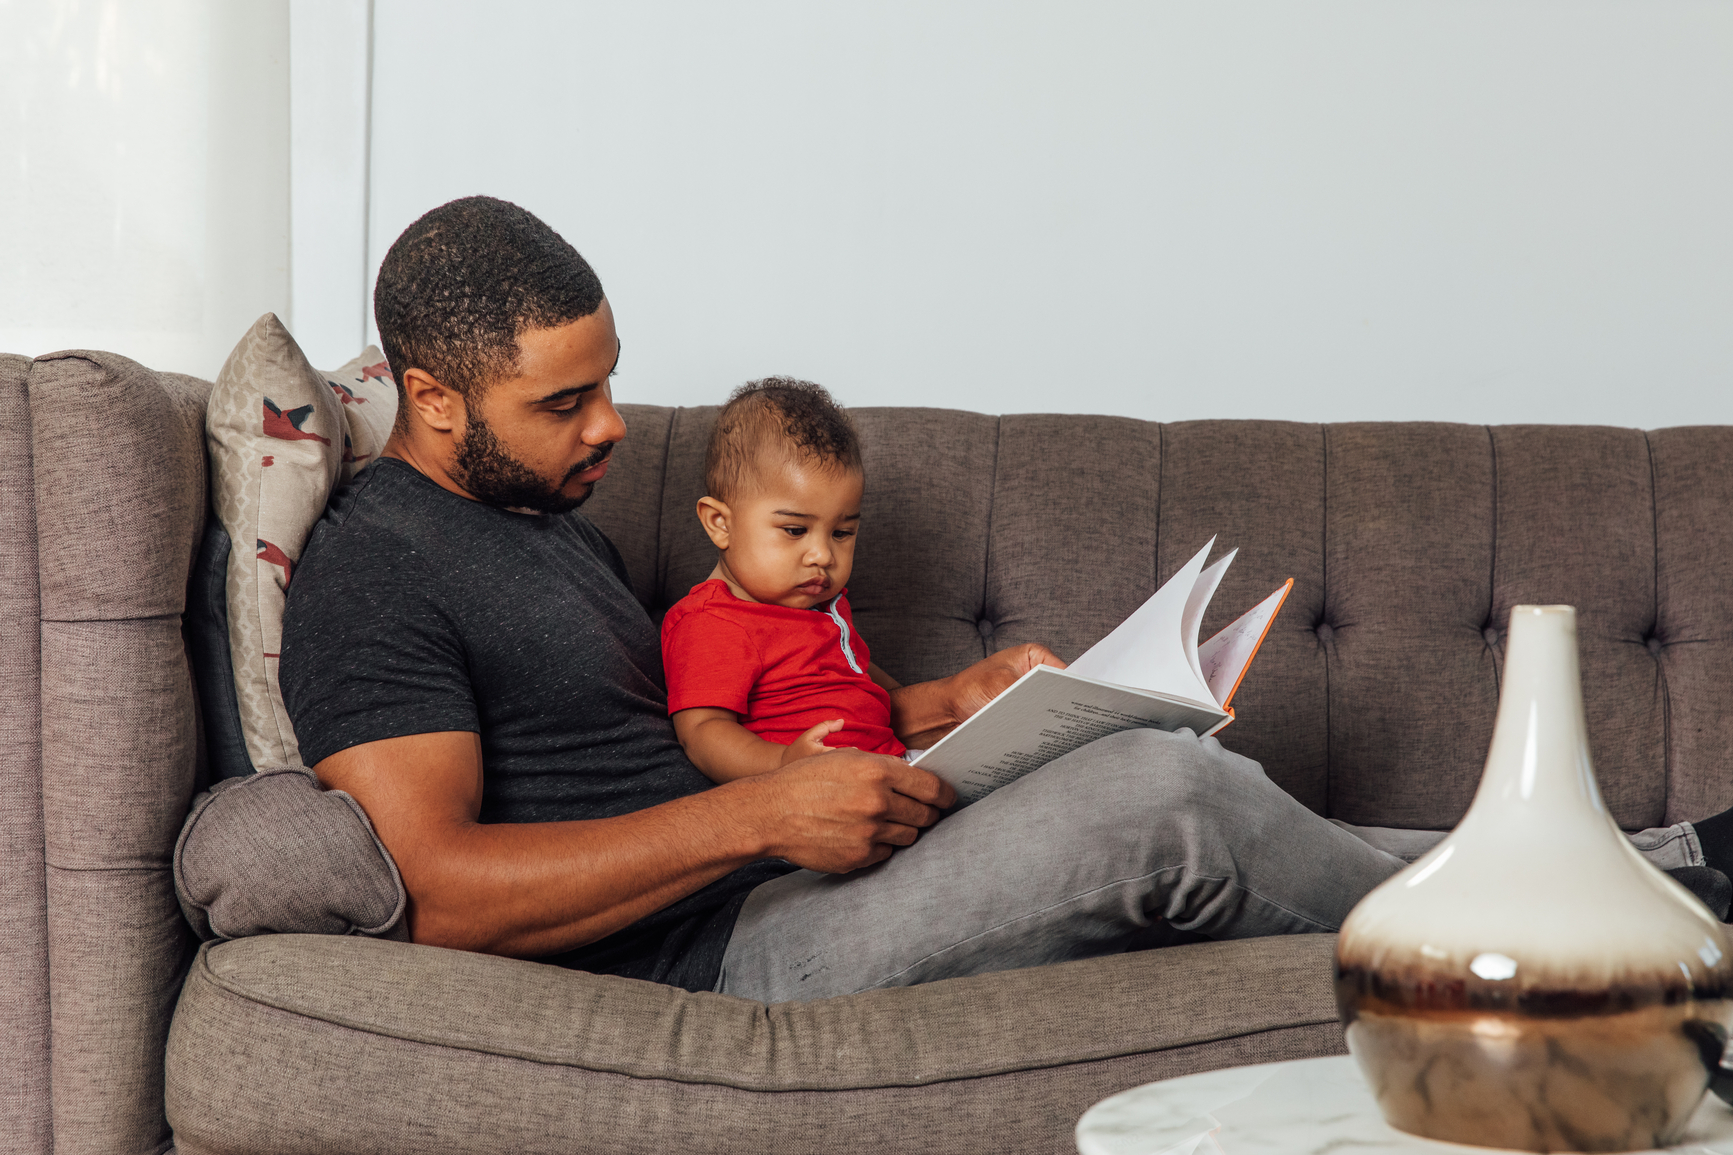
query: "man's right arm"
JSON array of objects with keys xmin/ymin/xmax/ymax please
[{"xmin": 314, "ymin": 731, "xmax": 954, "ymax": 959}]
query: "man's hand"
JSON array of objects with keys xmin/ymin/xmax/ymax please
[
  {"xmin": 736, "ymin": 749, "xmax": 956, "ymax": 873},
  {"xmin": 888, "ymin": 643, "xmax": 1067, "ymax": 749}
]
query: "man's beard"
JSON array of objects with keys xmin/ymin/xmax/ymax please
[{"xmin": 450, "ymin": 413, "xmax": 611, "ymax": 515}]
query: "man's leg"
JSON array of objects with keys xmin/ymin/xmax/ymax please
[
  {"xmin": 719, "ymin": 727, "xmax": 1727, "ymax": 1004},
  {"xmin": 1335, "ymin": 812, "xmax": 1725, "ymax": 918},
  {"xmin": 1332, "ymin": 819, "xmax": 1706, "ymax": 868},
  {"xmin": 717, "ymin": 726, "xmax": 1407, "ymax": 1003}
]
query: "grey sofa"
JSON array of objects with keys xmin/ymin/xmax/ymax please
[{"xmin": 4, "ymin": 349, "xmax": 1730, "ymax": 1154}]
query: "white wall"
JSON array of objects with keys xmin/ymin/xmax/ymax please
[
  {"xmin": 0, "ymin": 0, "xmax": 292, "ymax": 381},
  {"xmin": 289, "ymin": 0, "xmax": 371, "ymax": 370},
  {"xmin": 367, "ymin": 0, "xmax": 1733, "ymax": 426},
  {"xmin": 5, "ymin": 2, "xmax": 1730, "ymax": 423}
]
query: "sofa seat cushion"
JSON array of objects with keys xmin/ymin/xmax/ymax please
[{"xmin": 166, "ymin": 933, "xmax": 1344, "ymax": 1154}]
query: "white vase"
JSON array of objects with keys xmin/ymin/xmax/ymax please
[{"xmin": 1335, "ymin": 604, "xmax": 1733, "ymax": 1153}]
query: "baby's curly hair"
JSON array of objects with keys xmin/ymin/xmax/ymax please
[{"xmin": 705, "ymin": 378, "xmax": 862, "ymax": 502}]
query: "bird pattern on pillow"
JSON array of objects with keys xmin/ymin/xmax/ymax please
[
  {"xmin": 207, "ymin": 314, "xmax": 397, "ymax": 768},
  {"xmin": 263, "ymin": 399, "xmax": 332, "ymax": 444}
]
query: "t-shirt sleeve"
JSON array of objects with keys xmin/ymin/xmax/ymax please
[
  {"xmin": 661, "ymin": 611, "xmax": 762, "ymax": 715},
  {"xmin": 280, "ymin": 545, "xmax": 479, "ymax": 767}
]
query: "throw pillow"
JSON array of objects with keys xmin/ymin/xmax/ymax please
[
  {"xmin": 185, "ymin": 519, "xmax": 254, "ymax": 779},
  {"xmin": 174, "ymin": 765, "xmax": 408, "ymax": 941},
  {"xmin": 205, "ymin": 314, "xmax": 397, "ymax": 768}
]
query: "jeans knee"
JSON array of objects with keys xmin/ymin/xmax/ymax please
[{"xmin": 1060, "ymin": 727, "xmax": 1223, "ymax": 812}]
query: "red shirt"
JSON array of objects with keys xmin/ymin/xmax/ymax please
[{"xmin": 661, "ymin": 579, "xmax": 905, "ymax": 757}]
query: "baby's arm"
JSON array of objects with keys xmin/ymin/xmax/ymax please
[{"xmin": 672, "ymin": 709, "xmax": 846, "ymax": 783}]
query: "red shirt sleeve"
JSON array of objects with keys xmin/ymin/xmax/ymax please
[{"xmin": 662, "ymin": 610, "xmax": 762, "ymax": 715}]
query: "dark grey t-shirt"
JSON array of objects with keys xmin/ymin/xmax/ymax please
[{"xmin": 280, "ymin": 457, "xmax": 790, "ymax": 990}]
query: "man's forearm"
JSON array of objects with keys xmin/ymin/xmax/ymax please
[
  {"xmin": 315, "ymin": 731, "xmax": 774, "ymax": 959},
  {"xmin": 410, "ymin": 789, "xmax": 767, "ymax": 957},
  {"xmin": 319, "ymin": 730, "xmax": 952, "ymax": 963}
]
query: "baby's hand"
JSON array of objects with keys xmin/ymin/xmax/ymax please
[{"xmin": 781, "ymin": 719, "xmax": 847, "ymax": 765}]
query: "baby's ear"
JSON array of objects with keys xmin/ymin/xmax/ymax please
[{"xmin": 695, "ymin": 496, "xmax": 732, "ymax": 549}]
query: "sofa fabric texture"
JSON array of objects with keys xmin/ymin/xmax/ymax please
[
  {"xmin": 166, "ymin": 933, "xmax": 1344, "ymax": 1155},
  {"xmin": 174, "ymin": 765, "xmax": 406, "ymax": 942},
  {"xmin": 0, "ymin": 353, "xmax": 50, "ymax": 1155},
  {"xmin": 4, "ymin": 351, "xmax": 211, "ymax": 1155}
]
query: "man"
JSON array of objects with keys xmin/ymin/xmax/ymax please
[{"xmin": 282, "ymin": 196, "xmax": 1730, "ymax": 1002}]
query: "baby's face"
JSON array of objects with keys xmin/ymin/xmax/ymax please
[{"xmin": 720, "ymin": 459, "xmax": 864, "ymax": 609}]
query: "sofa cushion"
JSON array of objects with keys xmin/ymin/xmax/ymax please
[
  {"xmin": 186, "ymin": 521, "xmax": 254, "ymax": 779},
  {"xmin": 28, "ymin": 351, "xmax": 212, "ymax": 1155},
  {"xmin": 0, "ymin": 352, "xmax": 50, "ymax": 1155},
  {"xmin": 205, "ymin": 314, "xmax": 395, "ymax": 769},
  {"xmin": 166, "ymin": 932, "xmax": 1344, "ymax": 1154},
  {"xmin": 173, "ymin": 766, "xmax": 406, "ymax": 942},
  {"xmin": 1652, "ymin": 426, "xmax": 1733, "ymax": 825}
]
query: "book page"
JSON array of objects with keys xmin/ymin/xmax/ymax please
[
  {"xmin": 1198, "ymin": 579, "xmax": 1293, "ymax": 708},
  {"xmin": 1182, "ymin": 549, "xmax": 1237, "ymax": 696},
  {"xmin": 1066, "ymin": 538, "xmax": 1218, "ymax": 704},
  {"xmin": 911, "ymin": 665, "xmax": 1229, "ymax": 806}
]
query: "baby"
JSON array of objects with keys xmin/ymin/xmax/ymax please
[{"xmin": 661, "ymin": 377, "xmax": 906, "ymax": 781}]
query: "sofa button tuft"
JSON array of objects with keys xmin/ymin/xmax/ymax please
[
  {"xmin": 1315, "ymin": 623, "xmax": 1333, "ymax": 642},
  {"xmin": 1647, "ymin": 635, "xmax": 1663, "ymax": 656},
  {"xmin": 977, "ymin": 619, "xmax": 995, "ymax": 638},
  {"xmin": 1483, "ymin": 627, "xmax": 1499, "ymax": 645}
]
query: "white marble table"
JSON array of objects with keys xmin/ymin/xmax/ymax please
[{"xmin": 1076, "ymin": 1055, "xmax": 1733, "ymax": 1155}]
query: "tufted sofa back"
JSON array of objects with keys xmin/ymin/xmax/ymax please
[{"xmin": 584, "ymin": 405, "xmax": 1733, "ymax": 835}]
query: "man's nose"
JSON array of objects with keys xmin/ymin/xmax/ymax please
[
  {"xmin": 805, "ymin": 539, "xmax": 833, "ymax": 567},
  {"xmin": 588, "ymin": 396, "xmax": 628, "ymax": 447}
]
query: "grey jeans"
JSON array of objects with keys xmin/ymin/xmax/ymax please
[{"xmin": 716, "ymin": 727, "xmax": 1706, "ymax": 1003}]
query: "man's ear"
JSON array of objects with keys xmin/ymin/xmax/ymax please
[
  {"xmin": 696, "ymin": 496, "xmax": 732, "ymax": 550},
  {"xmin": 400, "ymin": 367, "xmax": 465, "ymax": 434}
]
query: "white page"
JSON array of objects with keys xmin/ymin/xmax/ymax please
[
  {"xmin": 1198, "ymin": 580, "xmax": 1293, "ymax": 708},
  {"xmin": 1066, "ymin": 538, "xmax": 1218, "ymax": 705},
  {"xmin": 1182, "ymin": 549, "xmax": 1237, "ymax": 698},
  {"xmin": 911, "ymin": 665, "xmax": 1230, "ymax": 806}
]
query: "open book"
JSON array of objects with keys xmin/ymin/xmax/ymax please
[{"xmin": 910, "ymin": 539, "xmax": 1292, "ymax": 806}]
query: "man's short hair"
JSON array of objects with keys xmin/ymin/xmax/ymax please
[
  {"xmin": 373, "ymin": 196, "xmax": 604, "ymax": 414},
  {"xmin": 704, "ymin": 377, "xmax": 863, "ymax": 502}
]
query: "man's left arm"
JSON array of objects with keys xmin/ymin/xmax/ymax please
[{"xmin": 871, "ymin": 644, "xmax": 1066, "ymax": 749}]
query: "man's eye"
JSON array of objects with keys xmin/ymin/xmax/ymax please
[
  {"xmin": 832, "ymin": 530, "xmax": 855, "ymax": 541},
  {"xmin": 782, "ymin": 526, "xmax": 806, "ymax": 537}
]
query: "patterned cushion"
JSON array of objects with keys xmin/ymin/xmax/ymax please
[{"xmin": 205, "ymin": 314, "xmax": 397, "ymax": 768}]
